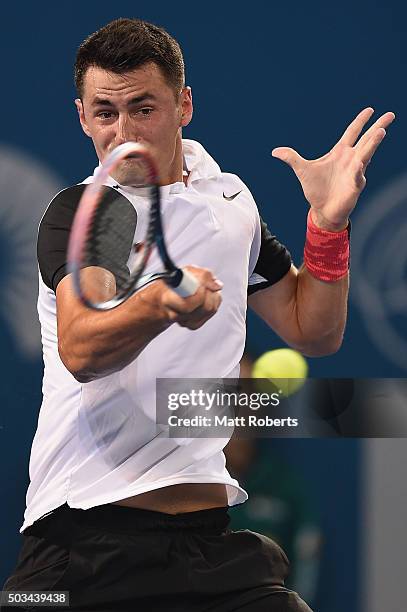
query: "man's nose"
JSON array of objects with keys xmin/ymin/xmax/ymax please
[{"xmin": 116, "ymin": 114, "xmax": 134, "ymax": 145}]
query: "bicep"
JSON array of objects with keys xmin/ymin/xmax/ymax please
[
  {"xmin": 247, "ymin": 215, "xmax": 303, "ymax": 346},
  {"xmin": 248, "ymin": 264, "xmax": 304, "ymax": 349}
]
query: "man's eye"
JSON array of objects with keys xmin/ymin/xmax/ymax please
[
  {"xmin": 138, "ymin": 108, "xmax": 153, "ymax": 116},
  {"xmin": 98, "ymin": 112, "xmax": 113, "ymax": 119}
]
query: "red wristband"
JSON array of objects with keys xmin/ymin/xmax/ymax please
[{"xmin": 303, "ymin": 210, "xmax": 350, "ymax": 282}]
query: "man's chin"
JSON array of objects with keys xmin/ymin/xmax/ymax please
[{"xmin": 111, "ymin": 161, "xmax": 149, "ymax": 187}]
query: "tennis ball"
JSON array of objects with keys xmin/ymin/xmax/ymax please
[{"xmin": 252, "ymin": 349, "xmax": 308, "ymax": 397}]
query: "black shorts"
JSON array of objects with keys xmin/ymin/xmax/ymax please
[{"xmin": 2, "ymin": 504, "xmax": 312, "ymax": 612}]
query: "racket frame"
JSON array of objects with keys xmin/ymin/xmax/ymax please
[{"xmin": 67, "ymin": 142, "xmax": 198, "ymax": 310}]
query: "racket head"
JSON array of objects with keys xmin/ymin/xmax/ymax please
[{"xmin": 67, "ymin": 142, "xmax": 163, "ymax": 310}]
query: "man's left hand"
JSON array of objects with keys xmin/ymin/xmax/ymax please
[{"xmin": 272, "ymin": 108, "xmax": 395, "ymax": 231}]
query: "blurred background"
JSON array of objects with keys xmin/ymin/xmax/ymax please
[{"xmin": 1, "ymin": 2, "xmax": 406, "ymax": 611}]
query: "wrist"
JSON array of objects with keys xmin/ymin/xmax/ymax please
[
  {"xmin": 304, "ymin": 210, "xmax": 350, "ymax": 282},
  {"xmin": 310, "ymin": 208, "xmax": 349, "ymax": 233}
]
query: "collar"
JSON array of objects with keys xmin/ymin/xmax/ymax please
[
  {"xmin": 181, "ymin": 139, "xmax": 222, "ymax": 183},
  {"xmin": 83, "ymin": 139, "xmax": 222, "ymax": 195}
]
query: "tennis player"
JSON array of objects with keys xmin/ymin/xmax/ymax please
[{"xmin": 2, "ymin": 18, "xmax": 394, "ymax": 612}]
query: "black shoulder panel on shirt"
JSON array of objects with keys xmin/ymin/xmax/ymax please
[
  {"xmin": 248, "ymin": 217, "xmax": 293, "ymax": 296},
  {"xmin": 37, "ymin": 184, "xmax": 136, "ymax": 293}
]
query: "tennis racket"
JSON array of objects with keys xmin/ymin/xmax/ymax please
[{"xmin": 67, "ymin": 142, "xmax": 199, "ymax": 310}]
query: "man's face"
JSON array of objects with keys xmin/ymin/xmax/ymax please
[{"xmin": 75, "ymin": 63, "xmax": 193, "ymax": 185}]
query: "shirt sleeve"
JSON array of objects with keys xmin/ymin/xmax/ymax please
[
  {"xmin": 248, "ymin": 216, "xmax": 292, "ymax": 295},
  {"xmin": 37, "ymin": 184, "xmax": 137, "ymax": 293}
]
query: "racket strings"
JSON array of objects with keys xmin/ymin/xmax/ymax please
[
  {"xmin": 81, "ymin": 190, "xmax": 139, "ymax": 297},
  {"xmin": 71, "ymin": 143, "xmax": 189, "ymax": 308},
  {"xmin": 80, "ymin": 185, "xmax": 162, "ymax": 301}
]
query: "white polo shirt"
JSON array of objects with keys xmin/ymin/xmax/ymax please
[{"xmin": 23, "ymin": 139, "xmax": 291, "ymax": 532}]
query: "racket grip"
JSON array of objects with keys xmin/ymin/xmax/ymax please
[{"xmin": 173, "ymin": 269, "xmax": 200, "ymax": 297}]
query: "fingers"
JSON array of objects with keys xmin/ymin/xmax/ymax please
[
  {"xmin": 161, "ymin": 265, "xmax": 222, "ymax": 330},
  {"xmin": 162, "ymin": 286, "xmax": 209, "ymax": 317},
  {"xmin": 355, "ymin": 111, "xmax": 395, "ymax": 153},
  {"xmin": 355, "ymin": 112, "xmax": 395, "ymax": 167},
  {"xmin": 358, "ymin": 127, "xmax": 387, "ymax": 165},
  {"xmin": 176, "ymin": 289, "xmax": 222, "ymax": 330},
  {"xmin": 271, "ymin": 147, "xmax": 306, "ymax": 176},
  {"xmin": 337, "ymin": 107, "xmax": 374, "ymax": 147},
  {"xmin": 183, "ymin": 265, "xmax": 223, "ymax": 292},
  {"xmin": 167, "ymin": 289, "xmax": 222, "ymax": 330},
  {"xmin": 335, "ymin": 108, "xmax": 395, "ymax": 174},
  {"xmin": 164, "ymin": 266, "xmax": 222, "ymax": 312}
]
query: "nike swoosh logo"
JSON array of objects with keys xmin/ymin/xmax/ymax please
[{"xmin": 223, "ymin": 190, "xmax": 242, "ymax": 201}]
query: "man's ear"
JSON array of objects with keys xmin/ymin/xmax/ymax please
[
  {"xmin": 180, "ymin": 87, "xmax": 193, "ymax": 128},
  {"xmin": 75, "ymin": 99, "xmax": 92, "ymax": 138}
]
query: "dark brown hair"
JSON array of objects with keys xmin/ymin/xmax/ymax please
[{"xmin": 74, "ymin": 18, "xmax": 185, "ymax": 98}]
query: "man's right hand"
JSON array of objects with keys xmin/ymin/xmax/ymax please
[
  {"xmin": 57, "ymin": 266, "xmax": 222, "ymax": 382},
  {"xmin": 159, "ymin": 265, "xmax": 223, "ymax": 330}
]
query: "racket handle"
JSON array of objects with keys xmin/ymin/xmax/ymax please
[{"xmin": 172, "ymin": 269, "xmax": 200, "ymax": 297}]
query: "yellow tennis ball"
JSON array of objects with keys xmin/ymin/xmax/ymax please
[{"xmin": 252, "ymin": 349, "xmax": 308, "ymax": 397}]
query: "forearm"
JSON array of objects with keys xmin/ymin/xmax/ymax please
[
  {"xmin": 58, "ymin": 281, "xmax": 171, "ymax": 382},
  {"xmin": 57, "ymin": 267, "xmax": 222, "ymax": 382},
  {"xmin": 292, "ymin": 208, "xmax": 350, "ymax": 355},
  {"xmin": 295, "ymin": 264, "xmax": 349, "ymax": 355},
  {"xmin": 248, "ymin": 212, "xmax": 350, "ymax": 356}
]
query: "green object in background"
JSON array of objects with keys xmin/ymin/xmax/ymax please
[{"xmin": 227, "ymin": 444, "xmax": 321, "ymax": 605}]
